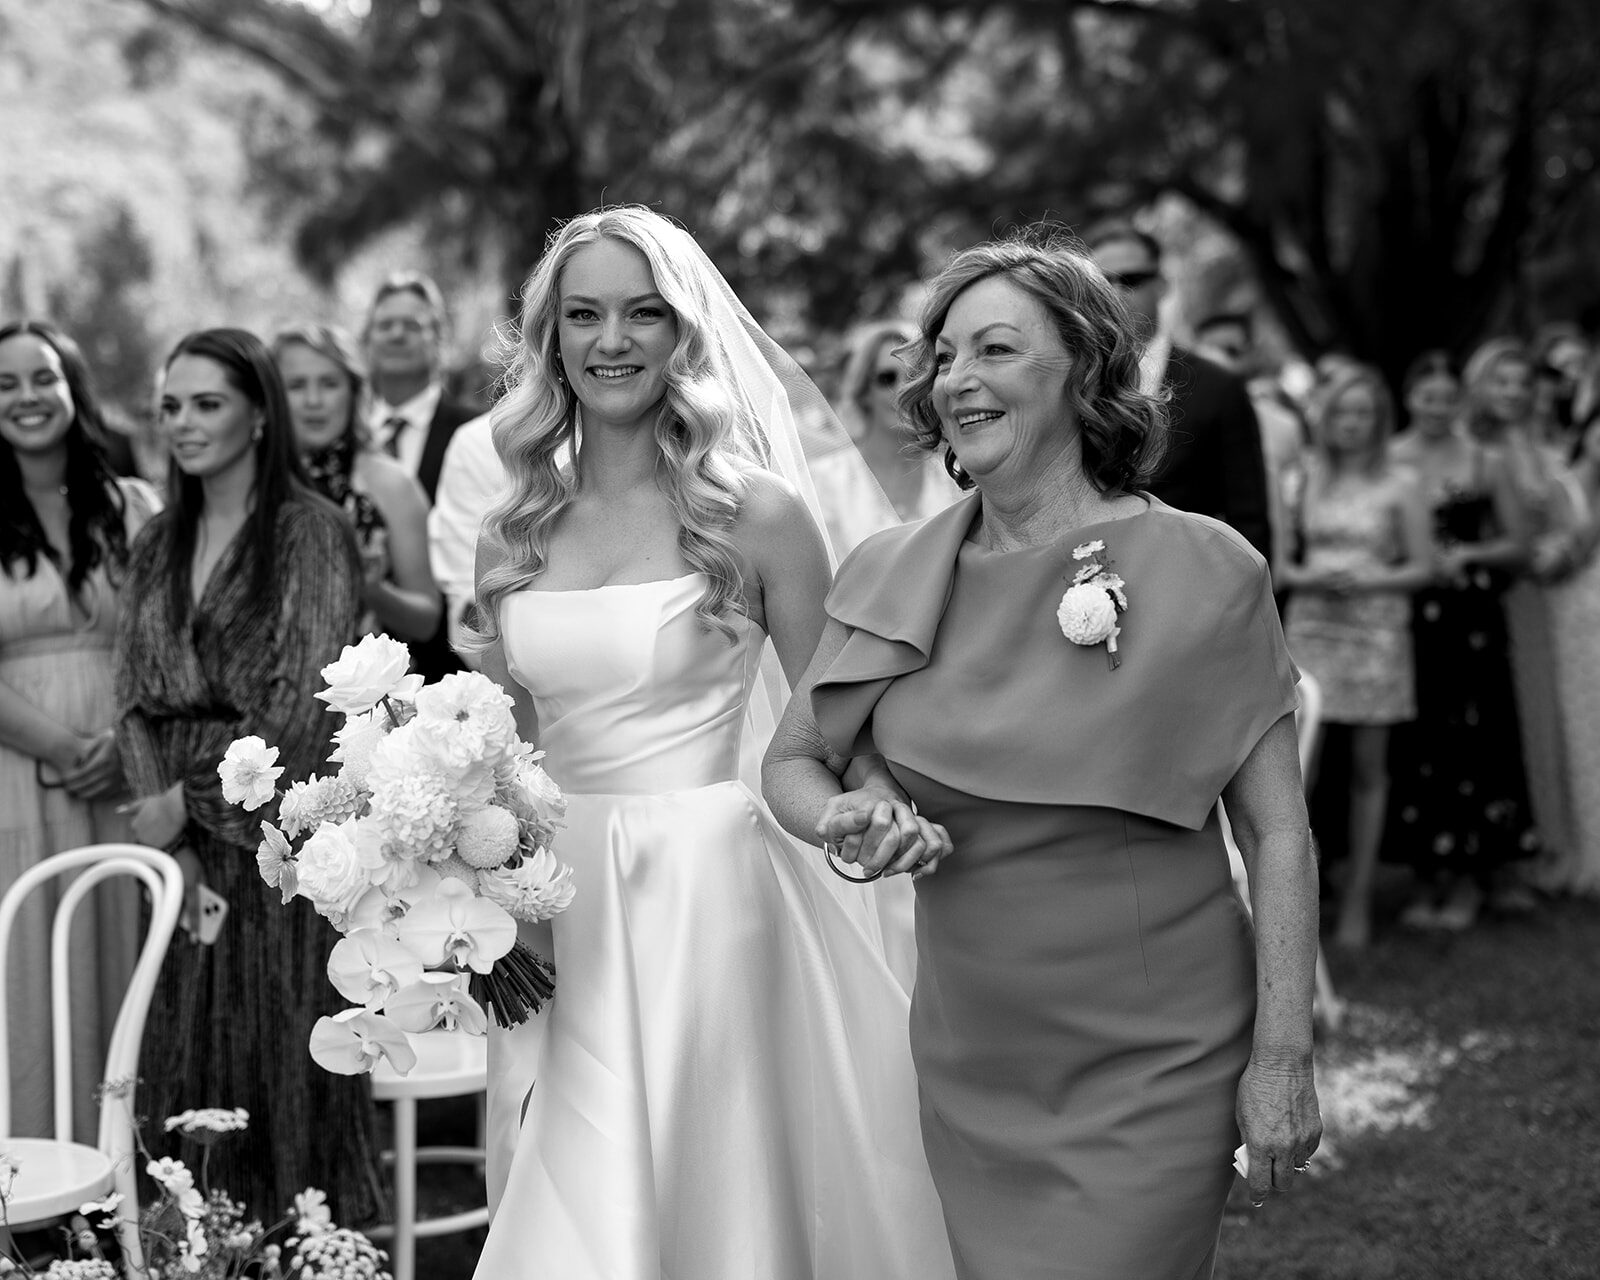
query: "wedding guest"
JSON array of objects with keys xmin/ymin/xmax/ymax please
[
  {"xmin": 0, "ymin": 321, "xmax": 160, "ymax": 1142},
  {"xmin": 1536, "ymin": 398, "xmax": 1600, "ymax": 895},
  {"xmin": 427, "ymin": 409, "xmax": 499, "ymax": 654},
  {"xmin": 1386, "ymin": 352, "xmax": 1538, "ymax": 929},
  {"xmin": 766, "ymin": 231, "xmax": 1321, "ymax": 1280},
  {"xmin": 273, "ymin": 323, "xmax": 442, "ymax": 644},
  {"xmin": 469, "ymin": 206, "xmax": 953, "ymax": 1279},
  {"xmin": 1461, "ymin": 338, "xmax": 1565, "ymax": 895},
  {"xmin": 115, "ymin": 328, "xmax": 382, "ymax": 1222},
  {"xmin": 363, "ymin": 270, "xmax": 474, "ymax": 680},
  {"xmin": 813, "ymin": 320, "xmax": 962, "ymax": 558},
  {"xmin": 1085, "ymin": 224, "xmax": 1274, "ymax": 562},
  {"xmin": 1278, "ymin": 365, "xmax": 1433, "ymax": 950},
  {"xmin": 1194, "ymin": 312, "xmax": 1307, "ymax": 571}
]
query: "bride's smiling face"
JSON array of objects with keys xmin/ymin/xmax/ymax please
[{"xmin": 557, "ymin": 238, "xmax": 679, "ymax": 433}]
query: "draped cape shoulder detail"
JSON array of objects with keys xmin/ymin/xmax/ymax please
[{"xmin": 814, "ymin": 492, "xmax": 1299, "ymax": 830}]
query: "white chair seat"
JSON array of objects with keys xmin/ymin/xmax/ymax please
[
  {"xmin": 2, "ymin": 1135, "xmax": 115, "ymax": 1223},
  {"xmin": 372, "ymin": 1027, "xmax": 487, "ymax": 1101}
]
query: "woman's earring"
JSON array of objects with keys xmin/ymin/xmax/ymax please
[{"xmin": 945, "ymin": 447, "xmax": 971, "ymax": 489}]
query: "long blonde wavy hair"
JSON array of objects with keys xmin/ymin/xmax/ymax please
[{"xmin": 474, "ymin": 206, "xmax": 770, "ymax": 645}]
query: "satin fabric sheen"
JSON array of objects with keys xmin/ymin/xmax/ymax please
[{"xmin": 476, "ymin": 574, "xmax": 954, "ymax": 1280}]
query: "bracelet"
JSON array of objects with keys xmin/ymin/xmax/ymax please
[{"xmin": 823, "ymin": 841, "xmax": 884, "ymax": 884}]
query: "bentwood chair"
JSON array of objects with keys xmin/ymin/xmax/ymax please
[
  {"xmin": 367, "ymin": 1027, "xmax": 490, "ymax": 1280},
  {"xmin": 0, "ymin": 843, "xmax": 185, "ymax": 1274}
]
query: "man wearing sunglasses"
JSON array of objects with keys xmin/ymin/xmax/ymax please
[{"xmin": 1086, "ymin": 225, "xmax": 1274, "ymax": 564}]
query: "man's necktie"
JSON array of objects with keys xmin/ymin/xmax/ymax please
[{"xmin": 382, "ymin": 415, "xmax": 409, "ymax": 458}]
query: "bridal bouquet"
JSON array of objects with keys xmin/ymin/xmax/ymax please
[{"xmin": 216, "ymin": 635, "xmax": 574, "ymax": 1076}]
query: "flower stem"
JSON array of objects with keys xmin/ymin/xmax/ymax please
[{"xmin": 469, "ymin": 941, "xmax": 556, "ymax": 1028}]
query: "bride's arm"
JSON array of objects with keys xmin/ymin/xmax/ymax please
[
  {"xmin": 473, "ymin": 531, "xmax": 539, "ymax": 746},
  {"xmin": 735, "ymin": 470, "xmax": 832, "ymax": 685}
]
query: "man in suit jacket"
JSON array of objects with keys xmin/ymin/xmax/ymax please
[
  {"xmin": 363, "ymin": 270, "xmax": 474, "ymax": 677},
  {"xmin": 1086, "ymin": 227, "xmax": 1274, "ymax": 564},
  {"xmin": 364, "ymin": 270, "xmax": 476, "ymax": 502}
]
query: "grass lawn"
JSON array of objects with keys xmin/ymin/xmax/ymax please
[
  {"xmin": 1217, "ymin": 893, "xmax": 1600, "ymax": 1280},
  {"xmin": 412, "ymin": 891, "xmax": 1600, "ymax": 1279}
]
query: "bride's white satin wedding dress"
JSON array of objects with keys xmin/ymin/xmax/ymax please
[{"xmin": 475, "ymin": 573, "xmax": 953, "ymax": 1280}]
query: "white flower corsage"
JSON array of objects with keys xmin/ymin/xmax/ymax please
[{"xmin": 1057, "ymin": 539, "xmax": 1128, "ymax": 670}]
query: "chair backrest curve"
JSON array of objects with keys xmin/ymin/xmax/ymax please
[{"xmin": 0, "ymin": 843, "xmax": 184, "ymax": 1146}]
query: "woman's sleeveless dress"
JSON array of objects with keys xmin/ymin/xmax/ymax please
[
  {"xmin": 476, "ymin": 574, "xmax": 954, "ymax": 1280},
  {"xmin": 813, "ymin": 494, "xmax": 1299, "ymax": 1280},
  {"xmin": 1282, "ymin": 475, "xmax": 1415, "ymax": 724},
  {"xmin": 0, "ymin": 477, "xmax": 158, "ymax": 1142}
]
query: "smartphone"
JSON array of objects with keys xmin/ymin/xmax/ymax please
[{"xmin": 194, "ymin": 885, "xmax": 229, "ymax": 946}]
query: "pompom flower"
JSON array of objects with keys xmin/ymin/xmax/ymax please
[
  {"xmin": 315, "ymin": 635, "xmax": 422, "ymax": 716},
  {"xmin": 394, "ymin": 877, "xmax": 516, "ymax": 973},
  {"xmin": 1056, "ymin": 582, "xmax": 1121, "ymax": 647},
  {"xmin": 216, "ymin": 737, "xmax": 282, "ymax": 811},
  {"xmin": 308, "ymin": 1008, "xmax": 418, "ymax": 1076},
  {"xmin": 455, "ymin": 804, "xmax": 520, "ymax": 869},
  {"xmin": 479, "ymin": 847, "xmax": 577, "ymax": 923}
]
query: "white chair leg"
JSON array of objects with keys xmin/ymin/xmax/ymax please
[{"xmin": 392, "ymin": 1096, "xmax": 417, "ymax": 1280}]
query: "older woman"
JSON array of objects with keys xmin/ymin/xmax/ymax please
[
  {"xmin": 272, "ymin": 324, "xmax": 441, "ymax": 644},
  {"xmin": 765, "ymin": 233, "xmax": 1321, "ymax": 1280}
]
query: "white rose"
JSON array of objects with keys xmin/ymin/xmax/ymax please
[
  {"xmin": 217, "ymin": 736, "xmax": 282, "ymax": 811},
  {"xmin": 314, "ymin": 635, "xmax": 419, "ymax": 716},
  {"xmin": 1056, "ymin": 583, "xmax": 1120, "ymax": 647},
  {"xmin": 296, "ymin": 818, "xmax": 386, "ymax": 923}
]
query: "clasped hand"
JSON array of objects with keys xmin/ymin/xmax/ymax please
[
  {"xmin": 46, "ymin": 729, "xmax": 125, "ymax": 801},
  {"xmin": 815, "ymin": 790, "xmax": 953, "ymax": 879}
]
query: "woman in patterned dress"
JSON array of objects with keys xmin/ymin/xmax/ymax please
[
  {"xmin": 0, "ymin": 321, "xmax": 160, "ymax": 1141},
  {"xmin": 1279, "ymin": 364, "xmax": 1434, "ymax": 950},
  {"xmin": 272, "ymin": 324, "xmax": 441, "ymax": 644},
  {"xmin": 1385, "ymin": 352, "xmax": 1539, "ymax": 929},
  {"xmin": 115, "ymin": 328, "xmax": 383, "ymax": 1221}
]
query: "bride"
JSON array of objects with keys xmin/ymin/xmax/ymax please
[{"xmin": 470, "ymin": 206, "xmax": 955, "ymax": 1280}]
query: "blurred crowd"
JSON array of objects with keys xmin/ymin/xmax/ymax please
[{"xmin": 2, "ymin": 228, "xmax": 1597, "ymax": 1196}]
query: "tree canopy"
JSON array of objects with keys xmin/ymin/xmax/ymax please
[{"xmin": 105, "ymin": 0, "xmax": 1600, "ymax": 376}]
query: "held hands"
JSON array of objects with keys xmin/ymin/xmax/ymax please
[
  {"xmin": 815, "ymin": 789, "xmax": 953, "ymax": 880},
  {"xmin": 59, "ymin": 730, "xmax": 125, "ymax": 801},
  {"xmin": 1235, "ymin": 1048, "xmax": 1322, "ymax": 1208}
]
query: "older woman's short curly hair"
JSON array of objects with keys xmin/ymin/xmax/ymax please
[{"xmin": 898, "ymin": 230, "xmax": 1168, "ymax": 492}]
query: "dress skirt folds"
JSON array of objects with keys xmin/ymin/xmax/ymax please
[{"xmin": 813, "ymin": 494, "xmax": 1299, "ymax": 1280}]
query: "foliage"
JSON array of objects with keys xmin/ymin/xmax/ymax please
[{"xmin": 128, "ymin": 0, "xmax": 1600, "ymax": 372}]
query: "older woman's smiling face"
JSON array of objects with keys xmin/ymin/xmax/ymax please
[{"xmin": 933, "ymin": 276, "xmax": 1076, "ymax": 486}]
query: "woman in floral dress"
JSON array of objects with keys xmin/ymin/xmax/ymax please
[{"xmin": 1279, "ymin": 364, "xmax": 1433, "ymax": 950}]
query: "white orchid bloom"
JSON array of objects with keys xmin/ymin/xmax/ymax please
[
  {"xmin": 393, "ymin": 877, "xmax": 516, "ymax": 973},
  {"xmin": 327, "ymin": 929, "xmax": 426, "ymax": 1009}
]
